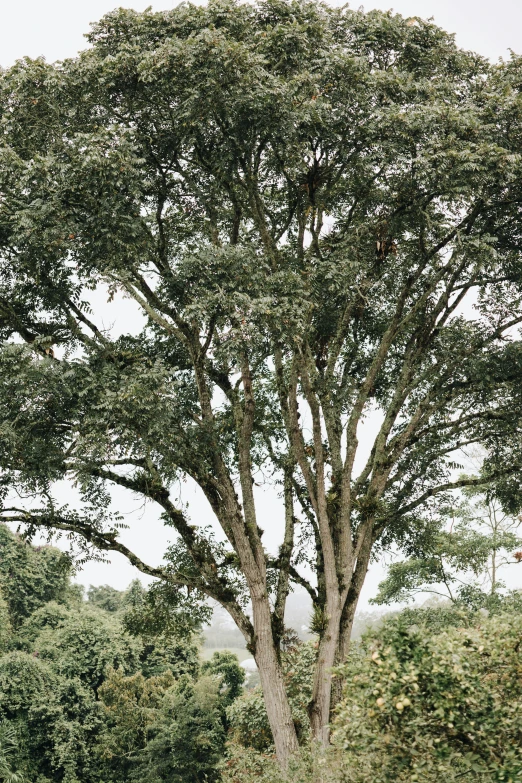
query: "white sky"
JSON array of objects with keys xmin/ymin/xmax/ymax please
[
  {"xmin": 2, "ymin": 0, "xmax": 521, "ymax": 607},
  {"xmin": 1, "ymin": 0, "xmax": 522, "ymax": 67}
]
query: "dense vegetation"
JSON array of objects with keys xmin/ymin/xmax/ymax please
[
  {"xmin": 223, "ymin": 602, "xmax": 522, "ymax": 783},
  {"xmin": 0, "ymin": 523, "xmax": 245, "ymax": 783},
  {"xmin": 1, "ymin": 522, "xmax": 520, "ymax": 782}
]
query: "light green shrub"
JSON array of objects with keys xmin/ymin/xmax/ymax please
[{"xmin": 334, "ymin": 610, "xmax": 522, "ymax": 782}]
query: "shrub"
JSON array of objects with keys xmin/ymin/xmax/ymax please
[{"xmin": 334, "ymin": 610, "xmax": 522, "ymax": 782}]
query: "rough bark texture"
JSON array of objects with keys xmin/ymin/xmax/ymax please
[{"xmin": 252, "ymin": 594, "xmax": 300, "ymax": 764}]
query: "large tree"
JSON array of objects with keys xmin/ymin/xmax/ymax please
[{"xmin": 2, "ymin": 0, "xmax": 522, "ymax": 765}]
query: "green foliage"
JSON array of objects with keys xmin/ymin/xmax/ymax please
[
  {"xmin": 0, "ymin": 589, "xmax": 12, "ymax": 653},
  {"xmin": 25, "ymin": 673, "xmax": 103, "ymax": 783},
  {"xmin": 227, "ymin": 688, "xmax": 273, "ymax": 753},
  {"xmin": 139, "ymin": 636, "xmax": 201, "ymax": 680},
  {"xmin": 87, "ymin": 585, "xmax": 125, "ymax": 614},
  {"xmin": 97, "ymin": 649, "xmax": 240, "ymax": 782},
  {"xmin": 132, "ymin": 675, "xmax": 227, "ymax": 783},
  {"xmin": 201, "ymin": 650, "xmax": 246, "ymax": 707},
  {"xmin": 0, "ymin": 529, "xmax": 246, "ymax": 781},
  {"xmin": 224, "ymin": 605, "xmax": 522, "ymax": 783},
  {"xmin": 220, "ymin": 743, "xmax": 351, "ymax": 783},
  {"xmin": 16, "ymin": 601, "xmax": 74, "ymax": 648},
  {"xmin": 4, "ymin": 0, "xmax": 522, "ymax": 762},
  {"xmin": 0, "ymin": 652, "xmax": 54, "ymax": 720},
  {"xmin": 30, "ymin": 605, "xmax": 141, "ymax": 691},
  {"xmin": 122, "ymin": 578, "xmax": 211, "ymax": 640},
  {"xmin": 374, "ymin": 492, "xmax": 522, "ymax": 607},
  {"xmin": 334, "ymin": 609, "xmax": 522, "ymax": 782},
  {"xmin": 0, "ymin": 525, "xmax": 71, "ymax": 628},
  {"xmin": 220, "ymin": 745, "xmax": 282, "ymax": 783},
  {"xmin": 0, "ymin": 650, "xmax": 102, "ymax": 783},
  {"xmin": 0, "ymin": 721, "xmax": 24, "ymax": 783},
  {"xmin": 0, "ymin": 599, "xmax": 239, "ymax": 782},
  {"xmin": 97, "ymin": 668, "xmax": 177, "ymax": 779},
  {"xmin": 457, "ymin": 585, "xmax": 522, "ymax": 613}
]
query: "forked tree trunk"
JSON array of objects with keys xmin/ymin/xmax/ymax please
[{"xmin": 251, "ymin": 592, "xmax": 299, "ymax": 766}]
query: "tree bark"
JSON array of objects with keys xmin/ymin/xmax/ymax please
[
  {"xmin": 251, "ymin": 590, "xmax": 299, "ymax": 766},
  {"xmin": 329, "ymin": 590, "xmax": 362, "ymax": 719},
  {"xmin": 331, "ymin": 533, "xmax": 375, "ymax": 719},
  {"xmin": 308, "ymin": 600, "xmax": 342, "ymax": 744}
]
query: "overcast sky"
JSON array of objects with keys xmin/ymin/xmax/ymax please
[
  {"xmin": 2, "ymin": 0, "xmax": 522, "ymax": 67},
  {"xmin": 2, "ymin": 0, "xmax": 521, "ymax": 606}
]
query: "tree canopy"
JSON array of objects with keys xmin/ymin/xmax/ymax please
[{"xmin": 2, "ymin": 0, "xmax": 522, "ymax": 763}]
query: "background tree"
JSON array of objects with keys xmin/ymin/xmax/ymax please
[
  {"xmin": 201, "ymin": 650, "xmax": 246, "ymax": 707},
  {"xmin": 130, "ymin": 674, "xmax": 228, "ymax": 783},
  {"xmin": 373, "ymin": 488, "xmax": 522, "ymax": 607},
  {"xmin": 87, "ymin": 585, "xmax": 126, "ymax": 614},
  {"xmin": 0, "ymin": 523, "xmax": 242, "ymax": 782},
  {"xmin": 0, "ymin": 524, "xmax": 73, "ymax": 629},
  {"xmin": 3, "ymin": 0, "xmax": 522, "ymax": 764},
  {"xmin": 97, "ymin": 650, "xmax": 244, "ymax": 782},
  {"xmin": 97, "ymin": 668, "xmax": 178, "ymax": 780}
]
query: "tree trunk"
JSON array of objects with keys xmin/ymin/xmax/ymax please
[
  {"xmin": 330, "ymin": 592, "xmax": 361, "ymax": 718},
  {"xmin": 308, "ymin": 602, "xmax": 342, "ymax": 744},
  {"xmin": 252, "ymin": 591, "xmax": 299, "ymax": 766},
  {"xmin": 330, "ymin": 538, "xmax": 374, "ymax": 719}
]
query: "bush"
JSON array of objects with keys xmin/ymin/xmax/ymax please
[
  {"xmin": 0, "ymin": 720, "xmax": 24, "ymax": 782},
  {"xmin": 221, "ymin": 741, "xmax": 351, "ymax": 783},
  {"xmin": 334, "ymin": 609, "xmax": 522, "ymax": 782}
]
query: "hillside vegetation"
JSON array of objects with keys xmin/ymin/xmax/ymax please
[
  {"xmin": 0, "ymin": 524, "xmax": 244, "ymax": 782},
  {"xmin": 0, "ymin": 524, "xmax": 520, "ymax": 782}
]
